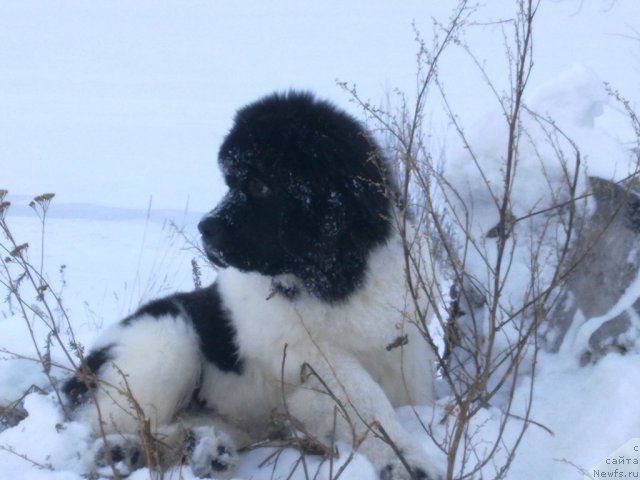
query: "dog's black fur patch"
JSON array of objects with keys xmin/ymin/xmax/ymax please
[
  {"xmin": 125, "ymin": 297, "xmax": 182, "ymax": 320},
  {"xmin": 173, "ymin": 285, "xmax": 244, "ymax": 374},
  {"xmin": 63, "ymin": 345, "xmax": 114, "ymax": 405}
]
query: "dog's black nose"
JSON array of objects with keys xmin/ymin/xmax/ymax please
[
  {"xmin": 198, "ymin": 216, "xmax": 219, "ymax": 240},
  {"xmin": 198, "ymin": 216, "xmax": 230, "ymax": 268}
]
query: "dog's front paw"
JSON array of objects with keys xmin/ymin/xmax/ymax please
[
  {"xmin": 377, "ymin": 449, "xmax": 443, "ymax": 480},
  {"xmin": 185, "ymin": 426, "xmax": 239, "ymax": 478},
  {"xmin": 379, "ymin": 463, "xmax": 440, "ymax": 480},
  {"xmin": 91, "ymin": 433, "xmax": 145, "ymax": 477}
]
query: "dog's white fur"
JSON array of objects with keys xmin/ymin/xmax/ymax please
[{"xmin": 76, "ymin": 229, "xmax": 439, "ymax": 479}]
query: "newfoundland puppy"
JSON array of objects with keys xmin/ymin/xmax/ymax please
[{"xmin": 64, "ymin": 92, "xmax": 440, "ymax": 480}]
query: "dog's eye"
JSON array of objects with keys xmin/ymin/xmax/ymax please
[{"xmin": 247, "ymin": 179, "xmax": 272, "ymax": 199}]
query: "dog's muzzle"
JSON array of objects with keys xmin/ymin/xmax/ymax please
[{"xmin": 198, "ymin": 215, "xmax": 230, "ymax": 268}]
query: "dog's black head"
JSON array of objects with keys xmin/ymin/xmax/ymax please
[{"xmin": 198, "ymin": 92, "xmax": 398, "ymax": 302}]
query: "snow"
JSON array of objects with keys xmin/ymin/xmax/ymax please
[
  {"xmin": 507, "ymin": 352, "xmax": 640, "ymax": 479},
  {"xmin": 2, "ymin": 1, "xmax": 640, "ymax": 479},
  {"xmin": 442, "ymin": 65, "xmax": 635, "ymax": 348}
]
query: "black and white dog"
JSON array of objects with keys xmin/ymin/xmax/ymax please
[{"xmin": 64, "ymin": 92, "xmax": 440, "ymax": 479}]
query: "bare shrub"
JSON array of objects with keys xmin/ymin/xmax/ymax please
[{"xmin": 344, "ymin": 0, "xmax": 638, "ymax": 478}]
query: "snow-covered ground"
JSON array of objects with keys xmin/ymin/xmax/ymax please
[{"xmin": 2, "ymin": 1, "xmax": 640, "ymax": 479}]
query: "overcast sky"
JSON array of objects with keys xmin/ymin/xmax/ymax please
[{"xmin": 1, "ymin": 0, "xmax": 638, "ymax": 211}]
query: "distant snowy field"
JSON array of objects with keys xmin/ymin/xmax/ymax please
[{"xmin": 2, "ymin": 1, "xmax": 640, "ymax": 479}]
